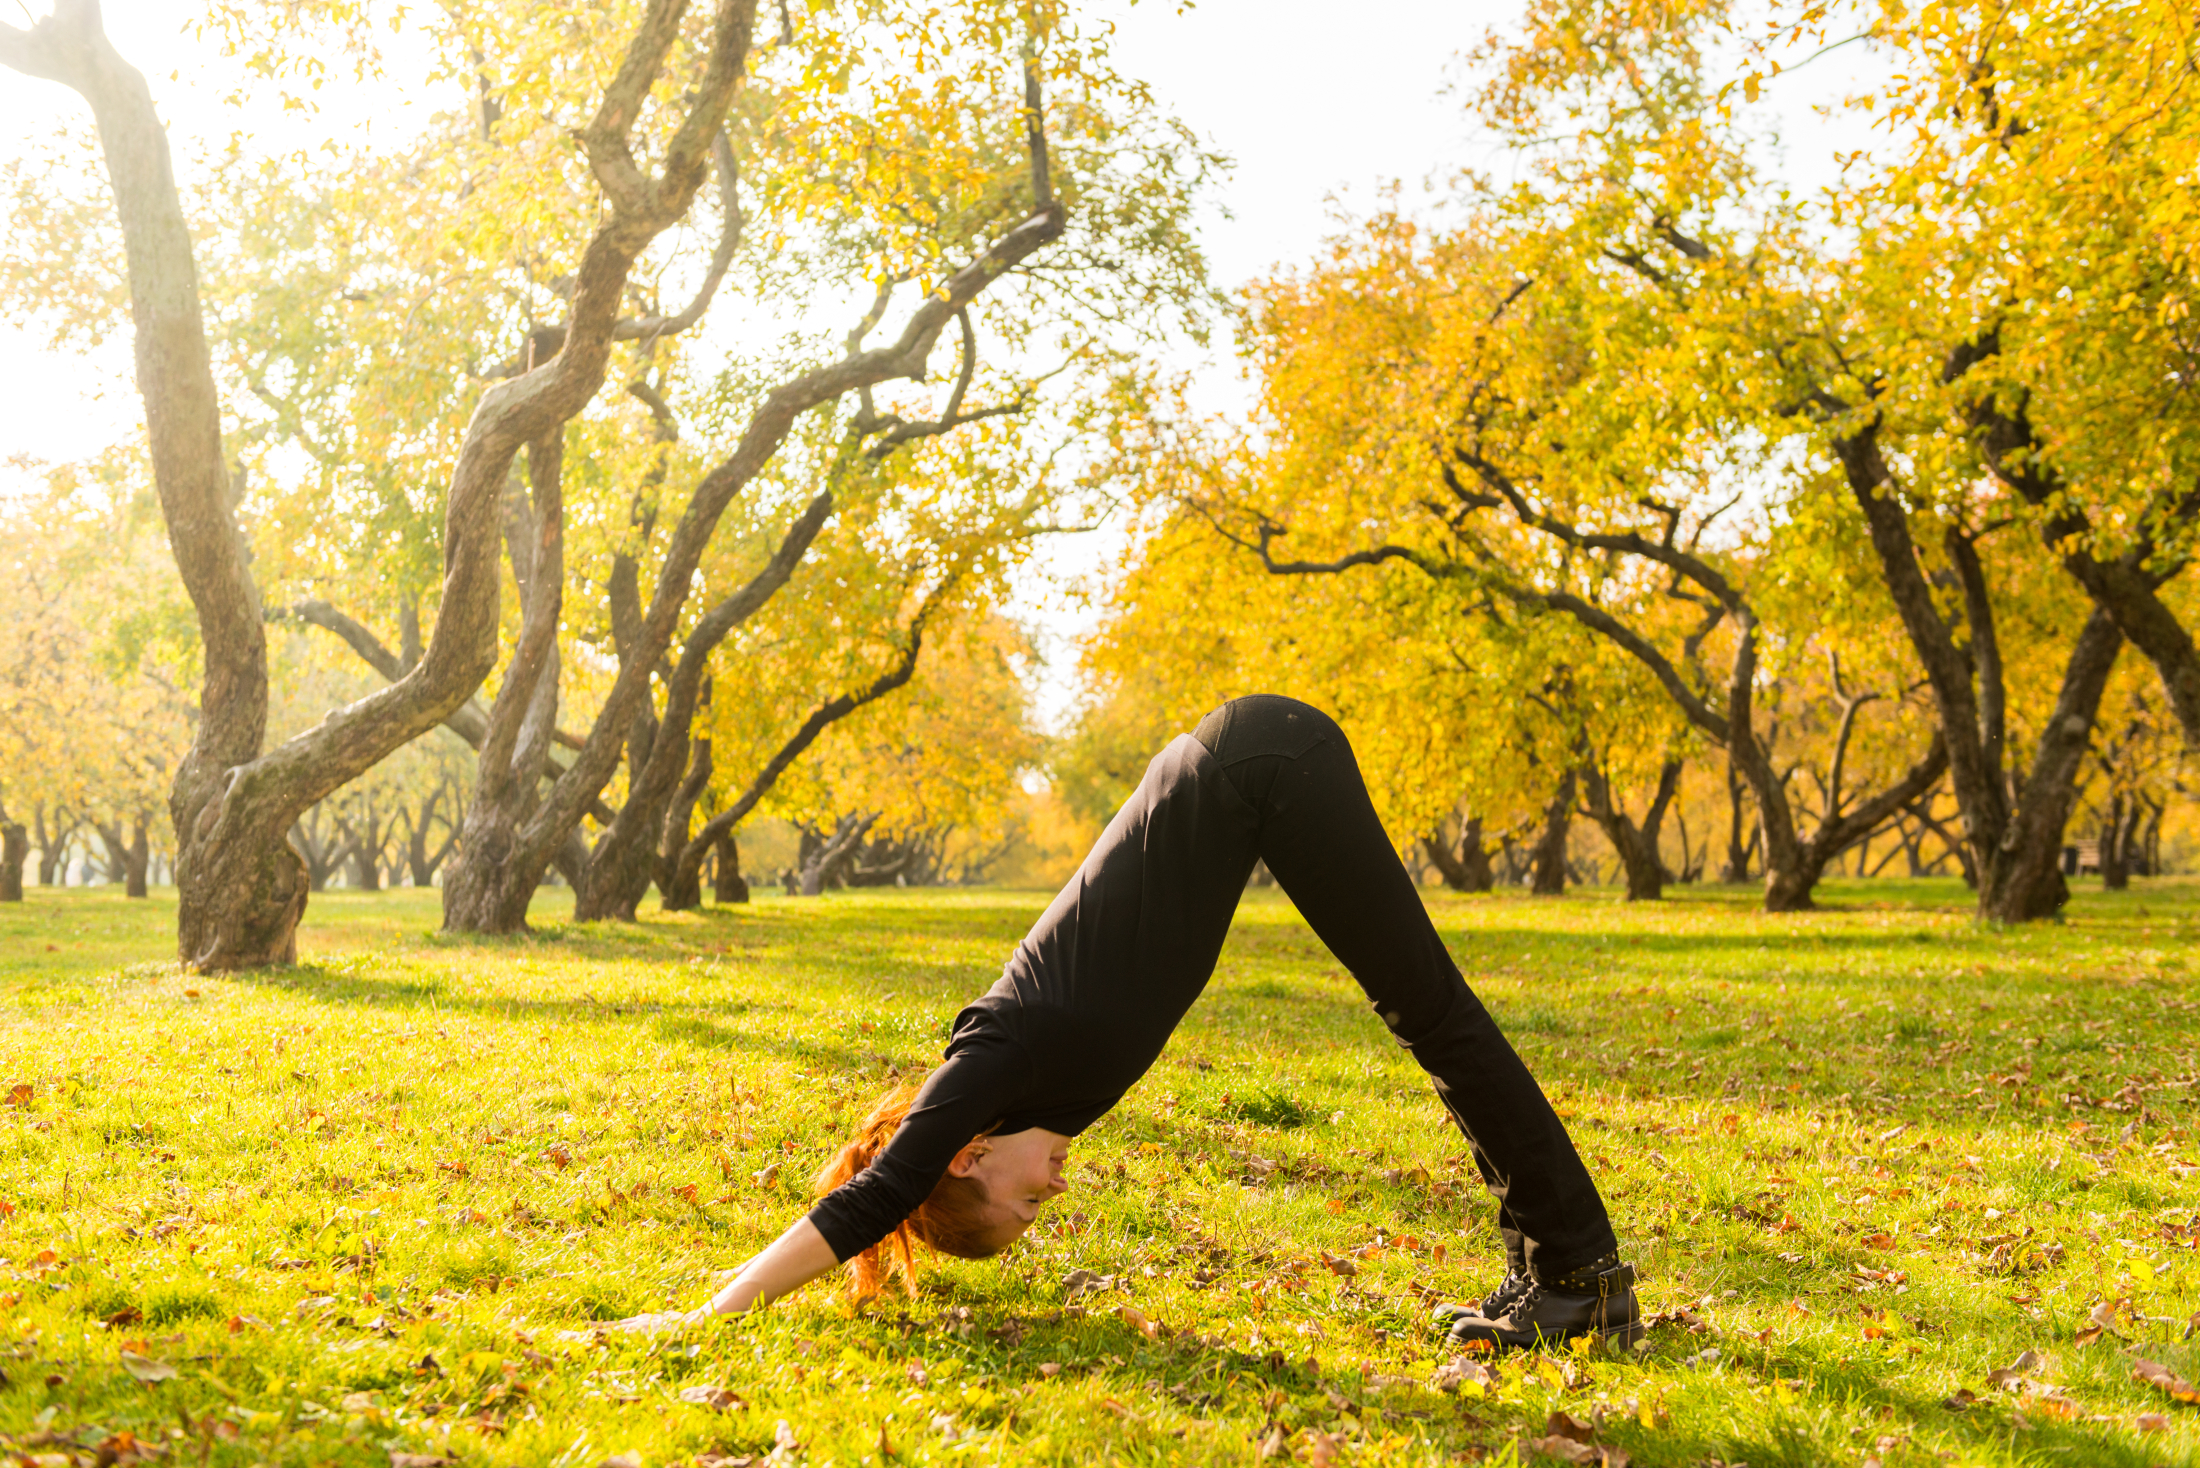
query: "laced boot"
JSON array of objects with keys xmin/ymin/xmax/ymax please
[
  {"xmin": 1429, "ymin": 1232, "xmax": 1529, "ymax": 1333},
  {"xmin": 1443, "ymin": 1252, "xmax": 1642, "ymax": 1349}
]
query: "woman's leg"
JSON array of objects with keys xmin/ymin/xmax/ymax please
[{"xmin": 1195, "ymin": 696, "xmax": 1619, "ymax": 1282}]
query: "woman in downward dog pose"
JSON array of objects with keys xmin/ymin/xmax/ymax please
[{"xmin": 696, "ymin": 696, "xmax": 1639, "ymax": 1348}]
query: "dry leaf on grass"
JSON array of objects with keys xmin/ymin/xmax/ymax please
[
  {"xmin": 119, "ymin": 1351, "xmax": 176, "ymax": 1382},
  {"xmin": 2137, "ymin": 1412, "xmax": 2172, "ymax": 1432},
  {"xmin": 678, "ymin": 1385, "xmax": 745, "ymax": 1412},
  {"xmin": 1519, "ymin": 1435, "xmax": 1628, "ymax": 1466},
  {"xmin": 1432, "ymin": 1357, "xmax": 1497, "ymax": 1393},
  {"xmin": 1985, "ymin": 1349, "xmax": 2042, "ymax": 1390},
  {"xmin": 2074, "ymin": 1299, "xmax": 2127, "ymax": 1346},
  {"xmin": 1117, "ymin": 1304, "xmax": 1161, "ymax": 1338},
  {"xmin": 388, "ymin": 1453, "xmax": 457, "ymax": 1468},
  {"xmin": 2133, "ymin": 1357, "xmax": 2200, "ymax": 1404}
]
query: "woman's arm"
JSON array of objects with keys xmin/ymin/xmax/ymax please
[{"xmin": 704, "ymin": 1216, "xmax": 841, "ymax": 1314}]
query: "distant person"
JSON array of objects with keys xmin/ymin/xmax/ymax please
[{"xmin": 652, "ymin": 696, "xmax": 1637, "ymax": 1349}]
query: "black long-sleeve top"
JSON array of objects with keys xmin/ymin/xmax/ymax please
[{"xmin": 806, "ymin": 726, "xmax": 1280, "ymax": 1261}]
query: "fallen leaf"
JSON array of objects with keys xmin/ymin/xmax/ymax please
[
  {"xmin": 678, "ymin": 1384, "xmax": 744, "ymax": 1412},
  {"xmin": 544, "ymin": 1144, "xmax": 573, "ymax": 1170},
  {"xmin": 388, "ymin": 1453, "xmax": 458, "ymax": 1468},
  {"xmin": 1037, "ymin": 1362, "xmax": 1061, "ymax": 1377},
  {"xmin": 2137, "ymin": 1412, "xmax": 2172, "ymax": 1433},
  {"xmin": 1306, "ymin": 1430, "xmax": 1345, "ymax": 1466},
  {"xmin": 2133, "ymin": 1357, "xmax": 2200, "ymax": 1404},
  {"xmin": 341, "ymin": 1391, "xmax": 378, "ymax": 1412},
  {"xmin": 596, "ymin": 1456, "xmax": 644, "ymax": 1468},
  {"xmin": 1543, "ymin": 1410, "xmax": 1596, "ymax": 1443},
  {"xmin": 1986, "ymin": 1349, "xmax": 2043, "ymax": 1390},
  {"xmin": 752, "ymin": 1162, "xmax": 780, "ymax": 1187},
  {"xmin": 2077, "ymin": 1299, "xmax": 2126, "ymax": 1345},
  {"xmin": 1862, "ymin": 1233, "xmax": 1896, "ymax": 1250},
  {"xmin": 1256, "ymin": 1424, "xmax": 1288, "ymax": 1459},
  {"xmin": 1318, "ymin": 1251, "xmax": 1357, "ymax": 1277},
  {"xmin": 120, "ymin": 1351, "xmax": 176, "ymax": 1382},
  {"xmin": 1941, "ymin": 1389, "xmax": 1978, "ymax": 1410},
  {"xmin": 1518, "ymin": 1436, "xmax": 1598, "ymax": 1465},
  {"xmin": 1432, "ymin": 1357, "xmax": 1497, "ymax": 1393},
  {"xmin": 1117, "ymin": 1304, "xmax": 1160, "ymax": 1338},
  {"xmin": 3, "ymin": 1083, "xmax": 30, "ymax": 1106}
]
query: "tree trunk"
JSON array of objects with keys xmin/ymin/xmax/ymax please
[
  {"xmin": 34, "ymin": 807, "xmax": 71, "ymax": 886},
  {"xmin": 1579, "ymin": 756, "xmax": 1681, "ymax": 902},
  {"xmin": 124, "ymin": 819, "xmax": 149, "ymax": 897},
  {"xmin": 711, "ymin": 830, "xmax": 750, "ymax": 904},
  {"xmin": 799, "ymin": 813, "xmax": 877, "ymax": 895},
  {"xmin": 94, "ymin": 819, "xmax": 150, "ymax": 896},
  {"xmin": 1422, "ymin": 815, "xmax": 1496, "ymax": 892},
  {"xmin": 1719, "ymin": 754, "xmax": 1752, "ymax": 882},
  {"xmin": 2100, "ymin": 792, "xmax": 2131, "ymax": 891},
  {"xmin": 1837, "ymin": 422, "xmax": 2113, "ymax": 923},
  {"xmin": 1529, "ymin": 770, "xmax": 1574, "ymax": 896},
  {"xmin": 0, "ymin": 814, "xmax": 25, "ymax": 902},
  {"xmin": 444, "ymin": 444, "xmax": 578, "ymax": 929}
]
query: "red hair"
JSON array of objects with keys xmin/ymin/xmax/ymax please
[{"xmin": 813, "ymin": 1079, "xmax": 1004, "ymax": 1299}]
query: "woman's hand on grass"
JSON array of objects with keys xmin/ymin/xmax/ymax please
[{"xmin": 706, "ymin": 1218, "xmax": 839, "ymax": 1314}]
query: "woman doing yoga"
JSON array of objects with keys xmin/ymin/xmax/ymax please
[{"xmin": 691, "ymin": 695, "xmax": 1639, "ymax": 1348}]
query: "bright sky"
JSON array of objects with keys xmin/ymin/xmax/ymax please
[{"xmin": 0, "ymin": 0, "xmax": 1877, "ymax": 728}]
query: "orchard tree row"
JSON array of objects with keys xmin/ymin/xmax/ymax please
[{"xmin": 1065, "ymin": 0, "xmax": 2200, "ymax": 921}]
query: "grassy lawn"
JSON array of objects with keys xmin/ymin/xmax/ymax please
[{"xmin": 3, "ymin": 877, "xmax": 2198, "ymax": 1466}]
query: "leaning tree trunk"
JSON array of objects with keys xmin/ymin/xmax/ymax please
[{"xmin": 1529, "ymin": 770, "xmax": 1575, "ymax": 896}]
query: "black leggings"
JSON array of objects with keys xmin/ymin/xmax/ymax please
[{"xmin": 1194, "ymin": 696, "xmax": 1615, "ymax": 1278}]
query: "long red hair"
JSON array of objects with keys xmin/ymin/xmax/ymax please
[{"xmin": 813, "ymin": 1079, "xmax": 1003, "ymax": 1299}]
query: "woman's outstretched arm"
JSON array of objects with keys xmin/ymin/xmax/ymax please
[{"xmin": 704, "ymin": 1216, "xmax": 841, "ymax": 1314}]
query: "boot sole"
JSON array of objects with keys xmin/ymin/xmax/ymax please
[{"xmin": 1447, "ymin": 1318, "xmax": 1647, "ymax": 1350}]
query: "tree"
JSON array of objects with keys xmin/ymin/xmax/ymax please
[
  {"xmin": 2, "ymin": 0, "xmax": 759, "ymax": 966},
  {"xmin": 1171, "ymin": 208, "xmax": 1944, "ymax": 911}
]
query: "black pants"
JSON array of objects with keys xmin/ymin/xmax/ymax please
[{"xmin": 1193, "ymin": 695, "xmax": 1616, "ymax": 1279}]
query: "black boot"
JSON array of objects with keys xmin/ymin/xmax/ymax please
[
  {"xmin": 1443, "ymin": 1252, "xmax": 1642, "ymax": 1349},
  {"xmin": 1429, "ymin": 1229, "xmax": 1529, "ymax": 1332}
]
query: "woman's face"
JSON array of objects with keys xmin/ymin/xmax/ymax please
[{"xmin": 952, "ymin": 1127, "xmax": 1070, "ymax": 1249}]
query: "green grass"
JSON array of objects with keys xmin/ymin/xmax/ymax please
[{"xmin": 3, "ymin": 877, "xmax": 2198, "ymax": 1466}]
